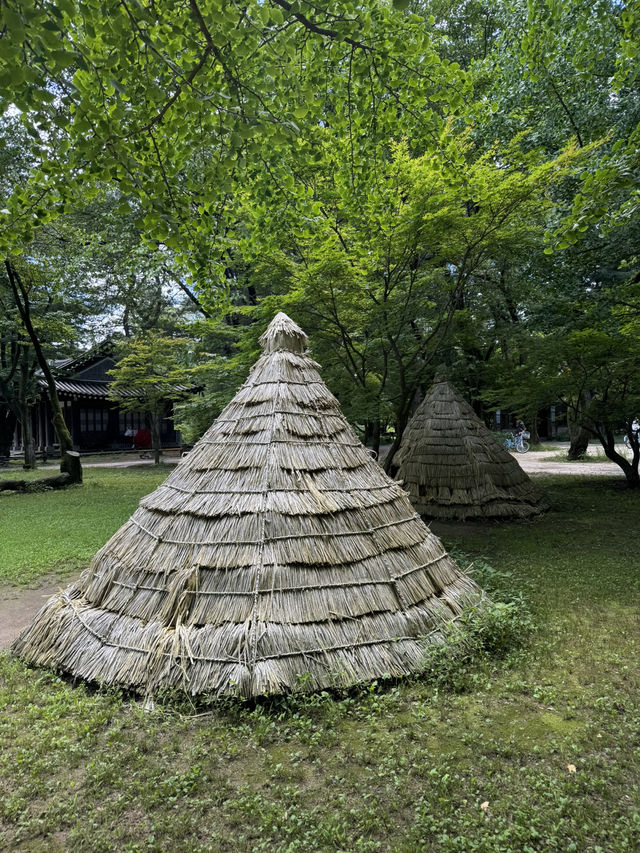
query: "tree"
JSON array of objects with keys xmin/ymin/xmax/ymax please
[
  {"xmin": 108, "ymin": 332, "xmax": 191, "ymax": 464},
  {"xmin": 549, "ymin": 328, "xmax": 639, "ymax": 486},
  {"xmin": 0, "ymin": 0, "xmax": 466, "ymax": 297},
  {"xmin": 0, "ymin": 109, "xmax": 203, "ymax": 480},
  {"xmin": 172, "ymin": 313, "xmax": 252, "ymax": 443},
  {"xmin": 0, "ymin": 113, "xmax": 87, "ymax": 481},
  {"xmin": 485, "ymin": 247, "xmax": 640, "ymax": 486},
  {"xmin": 509, "ymin": 0, "xmax": 640, "ymax": 244},
  {"xmin": 0, "ymin": 330, "xmax": 38, "ymax": 469},
  {"xmin": 429, "ymin": 0, "xmax": 640, "ymax": 473},
  {"xmin": 4, "ymin": 260, "xmax": 82, "ymax": 482},
  {"xmin": 0, "ymin": 407, "xmax": 16, "ymax": 463},
  {"xmin": 236, "ymin": 129, "xmax": 580, "ymax": 466},
  {"xmin": 66, "ymin": 195, "xmax": 211, "ymax": 337}
]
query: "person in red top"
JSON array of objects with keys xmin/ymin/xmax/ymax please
[{"xmin": 133, "ymin": 427, "xmax": 152, "ymax": 453}]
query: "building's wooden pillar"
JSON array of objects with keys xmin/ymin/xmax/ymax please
[
  {"xmin": 70, "ymin": 398, "xmax": 80, "ymax": 449},
  {"xmin": 107, "ymin": 403, "xmax": 119, "ymax": 449},
  {"xmin": 44, "ymin": 398, "xmax": 51, "ymax": 449}
]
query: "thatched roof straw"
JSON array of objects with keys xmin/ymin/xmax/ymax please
[
  {"xmin": 14, "ymin": 314, "xmax": 482, "ymax": 698},
  {"xmin": 393, "ymin": 376, "xmax": 546, "ymax": 520}
]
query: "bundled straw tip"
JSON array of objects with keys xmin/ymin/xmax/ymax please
[{"xmin": 259, "ymin": 312, "xmax": 308, "ymax": 354}]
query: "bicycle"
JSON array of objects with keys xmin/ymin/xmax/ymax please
[{"xmin": 504, "ymin": 431, "xmax": 530, "ymax": 453}]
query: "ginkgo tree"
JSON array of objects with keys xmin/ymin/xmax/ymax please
[{"xmin": 0, "ymin": 0, "xmax": 467, "ymax": 293}]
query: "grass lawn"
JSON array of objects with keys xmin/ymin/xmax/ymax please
[
  {"xmin": 1, "ymin": 473, "xmax": 639, "ymax": 851},
  {"xmin": 0, "ymin": 467, "xmax": 170, "ymax": 586}
]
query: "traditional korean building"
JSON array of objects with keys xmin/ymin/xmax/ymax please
[{"xmin": 11, "ymin": 341, "xmax": 182, "ymax": 456}]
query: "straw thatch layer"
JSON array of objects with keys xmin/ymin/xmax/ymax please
[
  {"xmin": 394, "ymin": 378, "xmax": 545, "ymax": 520},
  {"xmin": 14, "ymin": 314, "xmax": 483, "ymax": 697}
]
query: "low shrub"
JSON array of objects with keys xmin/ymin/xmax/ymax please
[
  {"xmin": 421, "ymin": 597, "xmax": 535, "ymax": 691},
  {"xmin": 421, "ymin": 555, "xmax": 535, "ymax": 691}
]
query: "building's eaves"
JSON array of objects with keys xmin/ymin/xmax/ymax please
[{"xmin": 38, "ymin": 378, "xmax": 191, "ymax": 399}]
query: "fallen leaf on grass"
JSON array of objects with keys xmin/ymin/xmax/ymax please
[
  {"xmin": 567, "ymin": 764, "xmax": 576, "ymax": 773},
  {"xmin": 480, "ymin": 801, "xmax": 489, "ymax": 810}
]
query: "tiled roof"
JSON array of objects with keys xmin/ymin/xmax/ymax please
[
  {"xmin": 59, "ymin": 340, "xmax": 116, "ymax": 374},
  {"xmin": 38, "ymin": 379, "xmax": 124, "ymax": 398},
  {"xmin": 38, "ymin": 378, "xmax": 191, "ymax": 399}
]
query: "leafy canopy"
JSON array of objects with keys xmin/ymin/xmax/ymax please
[{"xmin": 0, "ymin": 0, "xmax": 466, "ymax": 292}]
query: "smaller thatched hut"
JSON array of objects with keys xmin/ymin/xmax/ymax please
[{"xmin": 393, "ymin": 377, "xmax": 545, "ymax": 520}]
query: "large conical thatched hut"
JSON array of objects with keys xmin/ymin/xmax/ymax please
[
  {"xmin": 14, "ymin": 315, "xmax": 483, "ymax": 697},
  {"xmin": 393, "ymin": 376, "xmax": 545, "ymax": 520}
]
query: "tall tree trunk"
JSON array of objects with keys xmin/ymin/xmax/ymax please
[
  {"xmin": 527, "ymin": 409, "xmax": 540, "ymax": 444},
  {"xmin": 568, "ymin": 421, "xmax": 590, "ymax": 460},
  {"xmin": 371, "ymin": 419, "xmax": 381, "ymax": 460},
  {"xmin": 5, "ymin": 260, "xmax": 82, "ymax": 483},
  {"xmin": 20, "ymin": 402, "xmax": 36, "ymax": 469},
  {"xmin": 383, "ymin": 407, "xmax": 412, "ymax": 474},
  {"xmin": 567, "ymin": 394, "xmax": 590, "ymax": 460},
  {"xmin": 595, "ymin": 425, "xmax": 639, "ymax": 488},
  {"xmin": 18, "ymin": 340, "xmax": 36, "ymax": 469},
  {"xmin": 0, "ymin": 408, "xmax": 16, "ymax": 462}
]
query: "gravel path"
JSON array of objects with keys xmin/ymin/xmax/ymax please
[{"xmin": 515, "ymin": 450, "xmax": 624, "ymax": 477}]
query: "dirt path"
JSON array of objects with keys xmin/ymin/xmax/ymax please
[{"xmin": 0, "ymin": 580, "xmax": 66, "ymax": 650}]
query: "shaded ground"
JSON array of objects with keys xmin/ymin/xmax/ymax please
[
  {"xmin": 2, "ymin": 443, "xmax": 631, "ymax": 478},
  {"xmin": 0, "ymin": 449, "xmax": 631, "ymax": 649},
  {"xmin": 0, "ymin": 449, "xmax": 181, "ymax": 474},
  {"xmin": 0, "ymin": 467, "xmax": 170, "ymax": 648}
]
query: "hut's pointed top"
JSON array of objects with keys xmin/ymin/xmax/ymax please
[
  {"xmin": 433, "ymin": 365, "xmax": 449, "ymax": 384},
  {"xmin": 259, "ymin": 312, "xmax": 308, "ymax": 354}
]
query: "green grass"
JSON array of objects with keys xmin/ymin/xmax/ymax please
[
  {"xmin": 0, "ymin": 467, "xmax": 169, "ymax": 586},
  {"xmin": 1, "ymin": 475, "xmax": 640, "ymax": 851}
]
